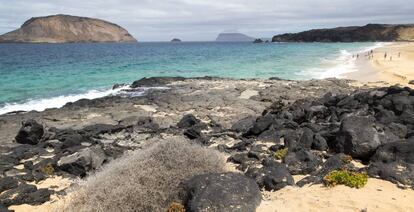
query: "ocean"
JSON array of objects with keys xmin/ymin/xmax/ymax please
[{"xmin": 0, "ymin": 42, "xmax": 380, "ymax": 114}]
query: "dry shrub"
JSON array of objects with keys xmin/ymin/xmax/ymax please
[{"xmin": 61, "ymin": 139, "xmax": 226, "ymax": 212}]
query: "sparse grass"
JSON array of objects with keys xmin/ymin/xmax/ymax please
[
  {"xmin": 39, "ymin": 163, "xmax": 54, "ymax": 175},
  {"xmin": 61, "ymin": 139, "xmax": 226, "ymax": 212},
  {"xmin": 274, "ymin": 148, "xmax": 288, "ymax": 160},
  {"xmin": 323, "ymin": 170, "xmax": 368, "ymax": 188},
  {"xmin": 167, "ymin": 202, "xmax": 186, "ymax": 212},
  {"xmin": 341, "ymin": 155, "xmax": 353, "ymax": 164}
]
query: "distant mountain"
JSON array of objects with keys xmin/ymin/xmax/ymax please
[
  {"xmin": 0, "ymin": 14, "xmax": 137, "ymax": 43},
  {"xmin": 272, "ymin": 24, "xmax": 414, "ymax": 42},
  {"xmin": 215, "ymin": 33, "xmax": 255, "ymax": 42}
]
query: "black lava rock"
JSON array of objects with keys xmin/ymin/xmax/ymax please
[
  {"xmin": 0, "ymin": 177, "xmax": 19, "ymax": 193},
  {"xmin": 368, "ymin": 141, "xmax": 414, "ymax": 187},
  {"xmin": 297, "ymin": 153, "xmax": 354, "ymax": 186},
  {"xmin": 15, "ymin": 120, "xmax": 44, "ymax": 145},
  {"xmin": 335, "ymin": 116, "xmax": 398, "ymax": 160},
  {"xmin": 183, "ymin": 172, "xmax": 261, "ymax": 212},
  {"xmin": 177, "ymin": 114, "xmax": 201, "ymax": 128},
  {"xmin": 246, "ymin": 159, "xmax": 294, "ymax": 191},
  {"xmin": 57, "ymin": 146, "xmax": 106, "ymax": 177},
  {"xmin": 284, "ymin": 148, "xmax": 322, "ymax": 175}
]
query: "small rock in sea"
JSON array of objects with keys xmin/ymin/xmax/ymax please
[
  {"xmin": 112, "ymin": 83, "xmax": 127, "ymax": 90},
  {"xmin": 15, "ymin": 120, "xmax": 44, "ymax": 145},
  {"xmin": 183, "ymin": 172, "xmax": 261, "ymax": 212}
]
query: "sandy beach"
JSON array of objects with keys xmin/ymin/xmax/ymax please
[
  {"xmin": 257, "ymin": 178, "xmax": 414, "ymax": 212},
  {"xmin": 346, "ymin": 42, "xmax": 414, "ymax": 86}
]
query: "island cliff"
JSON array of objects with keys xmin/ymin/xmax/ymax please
[
  {"xmin": 0, "ymin": 14, "xmax": 137, "ymax": 43},
  {"xmin": 272, "ymin": 24, "xmax": 414, "ymax": 42},
  {"xmin": 216, "ymin": 33, "xmax": 255, "ymax": 42}
]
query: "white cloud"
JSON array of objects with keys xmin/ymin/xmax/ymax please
[{"xmin": 0, "ymin": 0, "xmax": 413, "ymax": 41}]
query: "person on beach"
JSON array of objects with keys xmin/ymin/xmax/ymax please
[
  {"xmin": 384, "ymin": 52, "xmax": 387, "ymax": 60},
  {"xmin": 390, "ymin": 56, "xmax": 392, "ymax": 61},
  {"xmin": 357, "ymin": 54, "xmax": 359, "ymax": 59},
  {"xmin": 399, "ymin": 52, "xmax": 401, "ymax": 58}
]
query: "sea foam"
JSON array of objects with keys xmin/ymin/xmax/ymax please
[
  {"xmin": 0, "ymin": 86, "xmax": 129, "ymax": 115},
  {"xmin": 318, "ymin": 42, "xmax": 388, "ymax": 79}
]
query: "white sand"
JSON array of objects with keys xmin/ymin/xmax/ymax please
[
  {"xmin": 257, "ymin": 178, "xmax": 414, "ymax": 212},
  {"xmin": 239, "ymin": 89, "xmax": 259, "ymax": 99},
  {"xmin": 346, "ymin": 42, "xmax": 414, "ymax": 87}
]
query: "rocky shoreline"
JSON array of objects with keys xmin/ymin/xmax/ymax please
[{"xmin": 1, "ymin": 77, "xmax": 414, "ymax": 211}]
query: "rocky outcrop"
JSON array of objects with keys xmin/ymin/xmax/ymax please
[
  {"xmin": 215, "ymin": 33, "xmax": 255, "ymax": 42},
  {"xmin": 5, "ymin": 77, "xmax": 414, "ymax": 209},
  {"xmin": 171, "ymin": 38, "xmax": 182, "ymax": 42},
  {"xmin": 272, "ymin": 24, "xmax": 414, "ymax": 42},
  {"xmin": 0, "ymin": 14, "xmax": 137, "ymax": 43}
]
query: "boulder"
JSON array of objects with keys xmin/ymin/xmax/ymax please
[
  {"xmin": 82, "ymin": 124, "xmax": 126, "ymax": 136},
  {"xmin": 312, "ymin": 133, "xmax": 328, "ymax": 151},
  {"xmin": 297, "ymin": 153, "xmax": 354, "ymax": 186},
  {"xmin": 177, "ymin": 114, "xmax": 201, "ymax": 128},
  {"xmin": 246, "ymin": 159, "xmax": 294, "ymax": 191},
  {"xmin": 409, "ymin": 80, "xmax": 414, "ymax": 85},
  {"xmin": 0, "ymin": 204, "xmax": 12, "ymax": 212},
  {"xmin": 55, "ymin": 130, "xmax": 93, "ymax": 149},
  {"xmin": 0, "ymin": 183, "xmax": 45, "ymax": 206},
  {"xmin": 335, "ymin": 116, "xmax": 398, "ymax": 160},
  {"xmin": 184, "ymin": 127, "xmax": 202, "ymax": 140},
  {"xmin": 15, "ymin": 120, "xmax": 44, "ymax": 145},
  {"xmin": 0, "ymin": 177, "xmax": 19, "ymax": 193},
  {"xmin": 183, "ymin": 172, "xmax": 261, "ymax": 212},
  {"xmin": 299, "ymin": 128, "xmax": 314, "ymax": 149},
  {"xmin": 57, "ymin": 145, "xmax": 106, "ymax": 177},
  {"xmin": 368, "ymin": 141, "xmax": 414, "ymax": 187},
  {"xmin": 244, "ymin": 115, "xmax": 274, "ymax": 136},
  {"xmin": 231, "ymin": 116, "xmax": 257, "ymax": 133},
  {"xmin": 284, "ymin": 148, "xmax": 322, "ymax": 175}
]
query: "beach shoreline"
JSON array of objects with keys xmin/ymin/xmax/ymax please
[{"xmin": 345, "ymin": 42, "xmax": 414, "ymax": 86}]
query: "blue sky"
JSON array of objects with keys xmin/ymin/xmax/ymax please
[{"xmin": 0, "ymin": 0, "xmax": 413, "ymax": 41}]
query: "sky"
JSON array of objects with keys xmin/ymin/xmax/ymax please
[{"xmin": 0, "ymin": 0, "xmax": 413, "ymax": 41}]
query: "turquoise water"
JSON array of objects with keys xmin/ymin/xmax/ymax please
[{"xmin": 0, "ymin": 42, "xmax": 376, "ymax": 113}]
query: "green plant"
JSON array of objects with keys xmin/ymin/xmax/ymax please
[
  {"xmin": 323, "ymin": 170, "xmax": 368, "ymax": 188},
  {"xmin": 273, "ymin": 148, "xmax": 288, "ymax": 160}
]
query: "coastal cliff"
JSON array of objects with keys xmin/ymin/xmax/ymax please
[
  {"xmin": 0, "ymin": 14, "xmax": 137, "ymax": 43},
  {"xmin": 216, "ymin": 33, "xmax": 255, "ymax": 42},
  {"xmin": 272, "ymin": 24, "xmax": 414, "ymax": 42}
]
